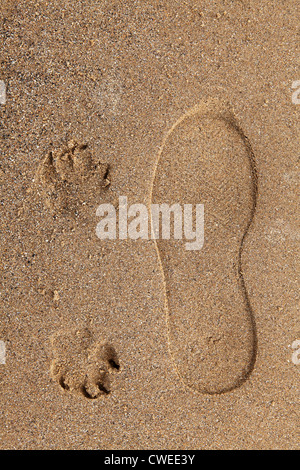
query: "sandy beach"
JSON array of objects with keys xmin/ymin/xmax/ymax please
[{"xmin": 0, "ymin": 0, "xmax": 299, "ymax": 450}]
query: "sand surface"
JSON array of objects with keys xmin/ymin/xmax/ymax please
[{"xmin": 0, "ymin": 0, "xmax": 299, "ymax": 450}]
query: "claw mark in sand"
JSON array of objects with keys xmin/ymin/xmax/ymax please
[
  {"xmin": 50, "ymin": 328, "xmax": 120, "ymax": 399},
  {"xmin": 35, "ymin": 140, "xmax": 110, "ymax": 215}
]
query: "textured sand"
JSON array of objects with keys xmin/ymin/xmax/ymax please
[{"xmin": 0, "ymin": 0, "xmax": 299, "ymax": 450}]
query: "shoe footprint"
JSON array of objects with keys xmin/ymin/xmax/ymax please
[
  {"xmin": 50, "ymin": 328, "xmax": 120, "ymax": 399},
  {"xmin": 151, "ymin": 98, "xmax": 258, "ymax": 394}
]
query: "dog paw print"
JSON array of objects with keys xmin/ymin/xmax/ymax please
[
  {"xmin": 36, "ymin": 140, "xmax": 110, "ymax": 215},
  {"xmin": 50, "ymin": 328, "xmax": 120, "ymax": 399}
]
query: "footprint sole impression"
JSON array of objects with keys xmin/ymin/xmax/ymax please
[{"xmin": 151, "ymin": 98, "xmax": 258, "ymax": 394}]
